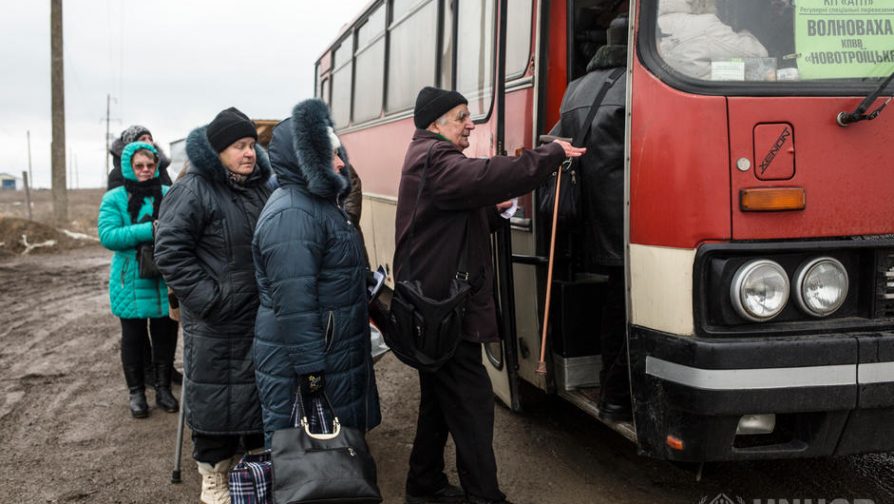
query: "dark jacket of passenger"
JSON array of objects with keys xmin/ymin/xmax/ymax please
[
  {"xmin": 393, "ymin": 130, "xmax": 565, "ymax": 343},
  {"xmin": 550, "ymin": 45, "xmax": 627, "ymax": 268},
  {"xmin": 154, "ymin": 126, "xmax": 272, "ymax": 435},
  {"xmin": 252, "ymin": 101, "xmax": 381, "ymax": 437},
  {"xmin": 107, "ymin": 137, "xmax": 173, "ymax": 189}
]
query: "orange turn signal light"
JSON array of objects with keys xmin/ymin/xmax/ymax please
[
  {"xmin": 666, "ymin": 435, "xmax": 685, "ymax": 451},
  {"xmin": 740, "ymin": 187, "xmax": 806, "ymax": 212}
]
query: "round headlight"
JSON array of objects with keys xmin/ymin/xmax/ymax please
[
  {"xmin": 730, "ymin": 260, "xmax": 790, "ymax": 322},
  {"xmin": 794, "ymin": 257, "xmax": 848, "ymax": 317}
]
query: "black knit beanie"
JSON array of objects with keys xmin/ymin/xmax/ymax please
[
  {"xmin": 206, "ymin": 107, "xmax": 257, "ymax": 152},
  {"xmin": 413, "ymin": 87, "xmax": 468, "ymax": 129}
]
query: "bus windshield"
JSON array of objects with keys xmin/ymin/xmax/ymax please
[{"xmin": 654, "ymin": 0, "xmax": 894, "ymax": 84}]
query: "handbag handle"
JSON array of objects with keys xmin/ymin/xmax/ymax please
[
  {"xmin": 288, "ymin": 388, "xmax": 342, "ymax": 438},
  {"xmin": 299, "ymin": 417, "xmax": 342, "ymax": 440}
]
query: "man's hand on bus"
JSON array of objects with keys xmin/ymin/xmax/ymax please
[
  {"xmin": 553, "ymin": 139, "xmax": 586, "ymax": 158},
  {"xmin": 496, "ymin": 200, "xmax": 513, "ymax": 211}
]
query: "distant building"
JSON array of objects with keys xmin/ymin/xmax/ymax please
[{"xmin": 0, "ymin": 173, "xmax": 17, "ymax": 191}]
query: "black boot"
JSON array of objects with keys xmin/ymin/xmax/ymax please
[
  {"xmin": 123, "ymin": 366, "xmax": 149, "ymax": 418},
  {"xmin": 154, "ymin": 363, "xmax": 179, "ymax": 413}
]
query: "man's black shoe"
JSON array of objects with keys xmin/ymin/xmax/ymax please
[
  {"xmin": 406, "ymin": 483, "xmax": 465, "ymax": 504},
  {"xmin": 597, "ymin": 397, "xmax": 632, "ymax": 422}
]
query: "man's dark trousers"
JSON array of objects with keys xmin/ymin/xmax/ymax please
[{"xmin": 406, "ymin": 341, "xmax": 506, "ymax": 502}]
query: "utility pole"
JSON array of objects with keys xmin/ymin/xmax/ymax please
[
  {"xmin": 105, "ymin": 94, "xmax": 111, "ymax": 176},
  {"xmin": 68, "ymin": 148, "xmax": 73, "ymax": 190},
  {"xmin": 26, "ymin": 130, "xmax": 33, "ymax": 189},
  {"xmin": 51, "ymin": 0, "xmax": 68, "ymax": 223},
  {"xmin": 22, "ymin": 171, "xmax": 33, "ymax": 221}
]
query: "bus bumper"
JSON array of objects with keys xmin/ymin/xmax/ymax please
[{"xmin": 629, "ymin": 327, "xmax": 894, "ymax": 461}]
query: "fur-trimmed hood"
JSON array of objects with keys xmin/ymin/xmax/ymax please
[
  {"xmin": 185, "ymin": 125, "xmax": 271, "ymax": 187},
  {"xmin": 587, "ymin": 44, "xmax": 628, "ymax": 72},
  {"xmin": 268, "ymin": 99, "xmax": 350, "ymax": 199}
]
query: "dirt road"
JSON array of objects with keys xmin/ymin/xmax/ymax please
[{"xmin": 2, "ymin": 245, "xmax": 894, "ymax": 504}]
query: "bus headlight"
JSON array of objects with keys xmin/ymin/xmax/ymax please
[
  {"xmin": 794, "ymin": 257, "xmax": 848, "ymax": 317},
  {"xmin": 730, "ymin": 260, "xmax": 790, "ymax": 322}
]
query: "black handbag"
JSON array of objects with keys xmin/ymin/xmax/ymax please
[
  {"xmin": 537, "ymin": 162, "xmax": 581, "ymax": 224},
  {"xmin": 538, "ymin": 66, "xmax": 626, "ymax": 224},
  {"xmin": 137, "ymin": 243, "xmax": 161, "ymax": 279},
  {"xmin": 271, "ymin": 391, "xmax": 381, "ymax": 504},
  {"xmin": 377, "ymin": 143, "xmax": 473, "ymax": 373}
]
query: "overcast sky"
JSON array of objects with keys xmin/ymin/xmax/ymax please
[{"xmin": 0, "ymin": 0, "xmax": 370, "ymax": 189}]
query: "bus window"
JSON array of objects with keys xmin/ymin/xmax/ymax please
[
  {"xmin": 387, "ymin": 0, "xmax": 438, "ymax": 113},
  {"xmin": 332, "ymin": 42, "xmax": 353, "ymax": 127},
  {"xmin": 319, "ymin": 76, "xmax": 331, "ymax": 105},
  {"xmin": 506, "ymin": 0, "xmax": 534, "ymax": 79},
  {"xmin": 354, "ymin": 5, "xmax": 386, "ymax": 123},
  {"xmin": 456, "ymin": 0, "xmax": 497, "ymax": 118},
  {"xmin": 655, "ymin": 0, "xmax": 894, "ymax": 82},
  {"xmin": 440, "ymin": 0, "xmax": 454, "ymax": 89}
]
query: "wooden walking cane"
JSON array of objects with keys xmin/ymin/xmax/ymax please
[{"xmin": 536, "ymin": 158, "xmax": 572, "ymax": 375}]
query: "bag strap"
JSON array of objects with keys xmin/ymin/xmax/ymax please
[
  {"xmin": 407, "ymin": 140, "xmax": 472, "ymax": 282},
  {"xmin": 572, "ymin": 66, "xmax": 625, "ymax": 149},
  {"xmin": 288, "ymin": 388, "xmax": 339, "ymax": 430}
]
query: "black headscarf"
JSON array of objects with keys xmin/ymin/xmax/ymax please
[{"xmin": 123, "ymin": 177, "xmax": 163, "ymax": 224}]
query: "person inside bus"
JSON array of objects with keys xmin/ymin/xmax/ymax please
[
  {"xmin": 657, "ymin": 0, "xmax": 768, "ymax": 80},
  {"xmin": 547, "ymin": 9, "xmax": 632, "ymax": 422},
  {"xmin": 394, "ymin": 86, "xmax": 585, "ymax": 504}
]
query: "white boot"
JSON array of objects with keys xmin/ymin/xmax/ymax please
[{"xmin": 197, "ymin": 457, "xmax": 234, "ymax": 504}]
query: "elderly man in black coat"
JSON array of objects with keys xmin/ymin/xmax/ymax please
[{"xmin": 393, "ymin": 87, "xmax": 584, "ymax": 504}]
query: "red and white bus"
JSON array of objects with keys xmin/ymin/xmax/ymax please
[{"xmin": 315, "ymin": 0, "xmax": 894, "ymax": 462}]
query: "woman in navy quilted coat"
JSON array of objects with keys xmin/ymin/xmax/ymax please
[
  {"xmin": 252, "ymin": 99, "xmax": 381, "ymax": 444},
  {"xmin": 98, "ymin": 141, "xmax": 178, "ymax": 419}
]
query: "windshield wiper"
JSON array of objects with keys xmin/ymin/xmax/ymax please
[{"xmin": 837, "ymin": 70, "xmax": 894, "ymax": 127}]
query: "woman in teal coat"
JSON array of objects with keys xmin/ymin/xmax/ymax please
[{"xmin": 98, "ymin": 141, "xmax": 178, "ymax": 418}]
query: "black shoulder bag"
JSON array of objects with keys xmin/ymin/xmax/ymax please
[
  {"xmin": 271, "ymin": 390, "xmax": 381, "ymax": 504},
  {"xmin": 378, "ymin": 142, "xmax": 473, "ymax": 373},
  {"xmin": 538, "ymin": 66, "xmax": 626, "ymax": 223},
  {"xmin": 137, "ymin": 244, "xmax": 161, "ymax": 278}
]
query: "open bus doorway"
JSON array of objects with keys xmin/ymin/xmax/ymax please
[{"xmin": 502, "ymin": 0, "xmax": 635, "ymax": 435}]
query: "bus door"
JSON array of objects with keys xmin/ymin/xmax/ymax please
[
  {"xmin": 484, "ymin": 0, "xmax": 637, "ymax": 428},
  {"xmin": 482, "ymin": 0, "xmax": 533, "ymax": 411}
]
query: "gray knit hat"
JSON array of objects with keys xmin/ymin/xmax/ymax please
[{"xmin": 121, "ymin": 125, "xmax": 152, "ymax": 145}]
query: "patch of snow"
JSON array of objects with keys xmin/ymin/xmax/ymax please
[
  {"xmin": 60, "ymin": 229, "xmax": 99, "ymax": 242},
  {"xmin": 20, "ymin": 234, "xmax": 56, "ymax": 255}
]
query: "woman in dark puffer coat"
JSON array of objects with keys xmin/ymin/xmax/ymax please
[
  {"xmin": 253, "ymin": 99, "xmax": 381, "ymax": 444},
  {"xmin": 154, "ymin": 107, "xmax": 271, "ymax": 504}
]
